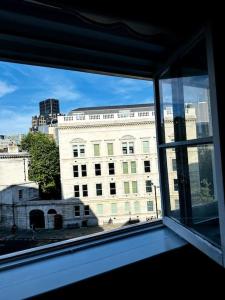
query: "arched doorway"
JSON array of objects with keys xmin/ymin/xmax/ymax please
[
  {"xmin": 29, "ymin": 210, "xmax": 45, "ymax": 229},
  {"xmin": 54, "ymin": 214, "xmax": 63, "ymax": 229}
]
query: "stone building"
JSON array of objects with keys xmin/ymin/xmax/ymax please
[{"xmin": 57, "ymin": 103, "xmax": 198, "ymax": 226}]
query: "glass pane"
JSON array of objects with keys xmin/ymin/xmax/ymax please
[
  {"xmin": 143, "ymin": 141, "xmax": 149, "ymax": 154},
  {"xmin": 131, "ymin": 161, "xmax": 136, "ymax": 173},
  {"xmin": 124, "ymin": 182, "xmax": 130, "ymax": 194},
  {"xmin": 94, "ymin": 144, "xmax": 100, "ymax": 156},
  {"xmin": 165, "ymin": 148, "xmax": 181, "ymax": 219},
  {"xmin": 132, "ymin": 181, "xmax": 138, "ymax": 193},
  {"xmin": 165, "ymin": 145, "xmax": 220, "ymax": 246},
  {"xmin": 187, "ymin": 144, "xmax": 219, "ymax": 245},
  {"xmin": 123, "ymin": 162, "xmax": 129, "ymax": 174},
  {"xmin": 107, "ymin": 143, "xmax": 114, "ymax": 155},
  {"xmin": 159, "ymin": 39, "xmax": 212, "ymax": 143}
]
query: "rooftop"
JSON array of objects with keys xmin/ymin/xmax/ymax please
[{"xmin": 70, "ymin": 103, "xmax": 154, "ymax": 115}]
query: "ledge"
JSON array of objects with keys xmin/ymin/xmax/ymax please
[{"xmin": 0, "ymin": 223, "xmax": 186, "ymax": 299}]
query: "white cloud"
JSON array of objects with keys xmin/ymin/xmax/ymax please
[
  {"xmin": 112, "ymin": 78, "xmax": 152, "ymax": 99},
  {"xmin": 0, "ymin": 81, "xmax": 17, "ymax": 98}
]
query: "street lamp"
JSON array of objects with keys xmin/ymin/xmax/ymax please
[
  {"xmin": 151, "ymin": 182, "xmax": 160, "ymax": 219},
  {"xmin": 154, "ymin": 185, "xmax": 159, "ymax": 219}
]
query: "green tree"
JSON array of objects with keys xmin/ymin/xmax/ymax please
[{"xmin": 21, "ymin": 132, "xmax": 61, "ymax": 199}]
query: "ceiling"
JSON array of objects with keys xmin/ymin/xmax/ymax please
[{"xmin": 0, "ymin": 0, "xmax": 212, "ymax": 78}]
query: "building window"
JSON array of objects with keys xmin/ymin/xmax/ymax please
[
  {"xmin": 134, "ymin": 201, "xmax": 140, "ymax": 213},
  {"xmin": 131, "ymin": 161, "xmax": 136, "ymax": 173},
  {"xmin": 82, "ymin": 184, "xmax": 88, "ymax": 197},
  {"xmin": 175, "ymin": 199, "xmax": 179, "ymax": 209},
  {"xmin": 18, "ymin": 189, "xmax": 23, "ymax": 199},
  {"xmin": 84, "ymin": 205, "xmax": 90, "ymax": 216},
  {"xmin": 132, "ymin": 181, "xmax": 138, "ymax": 193},
  {"xmin": 110, "ymin": 182, "xmax": 116, "ymax": 195},
  {"xmin": 147, "ymin": 201, "xmax": 154, "ymax": 211},
  {"xmin": 81, "ymin": 165, "xmax": 87, "ymax": 177},
  {"xmin": 74, "ymin": 185, "xmax": 80, "ymax": 197},
  {"xmin": 143, "ymin": 141, "xmax": 150, "ymax": 154},
  {"xmin": 111, "ymin": 203, "xmax": 117, "ymax": 215},
  {"xmin": 97, "ymin": 204, "xmax": 103, "ymax": 215},
  {"xmin": 108, "ymin": 163, "xmax": 115, "ymax": 175},
  {"xmin": 73, "ymin": 145, "xmax": 85, "ymax": 157},
  {"xmin": 172, "ymin": 159, "xmax": 177, "ymax": 171},
  {"xmin": 124, "ymin": 182, "xmax": 130, "ymax": 194},
  {"xmin": 73, "ymin": 165, "xmax": 79, "ymax": 177},
  {"xmin": 94, "ymin": 144, "xmax": 100, "ymax": 156},
  {"xmin": 74, "ymin": 205, "xmax": 80, "ymax": 217},
  {"xmin": 125, "ymin": 202, "xmax": 130, "ymax": 213},
  {"xmin": 174, "ymin": 179, "xmax": 179, "ymax": 191},
  {"xmin": 107, "ymin": 143, "xmax": 114, "ymax": 155},
  {"xmin": 96, "ymin": 184, "xmax": 102, "ymax": 196},
  {"xmin": 95, "ymin": 163, "xmax": 101, "ymax": 176},
  {"xmin": 146, "ymin": 180, "xmax": 152, "ymax": 193},
  {"xmin": 122, "ymin": 162, "xmax": 129, "ymax": 174},
  {"xmin": 122, "ymin": 142, "xmax": 134, "ymax": 154},
  {"xmin": 144, "ymin": 161, "xmax": 151, "ymax": 172}
]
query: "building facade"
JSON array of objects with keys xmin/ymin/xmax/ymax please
[{"xmin": 58, "ymin": 103, "xmax": 198, "ymax": 226}]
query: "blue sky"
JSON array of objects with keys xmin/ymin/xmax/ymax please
[{"xmin": 0, "ymin": 61, "xmax": 153, "ymax": 135}]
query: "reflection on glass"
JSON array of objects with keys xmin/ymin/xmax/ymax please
[
  {"xmin": 188, "ymin": 144, "xmax": 220, "ymax": 245},
  {"xmin": 165, "ymin": 148, "xmax": 181, "ymax": 219},
  {"xmin": 160, "ymin": 76, "xmax": 212, "ymax": 143}
]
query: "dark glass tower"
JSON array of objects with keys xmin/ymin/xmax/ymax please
[{"xmin": 39, "ymin": 99, "xmax": 60, "ymax": 116}]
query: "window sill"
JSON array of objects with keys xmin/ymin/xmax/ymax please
[{"xmin": 0, "ymin": 222, "xmax": 186, "ymax": 299}]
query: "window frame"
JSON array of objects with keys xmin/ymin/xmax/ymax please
[{"xmin": 95, "ymin": 163, "xmax": 101, "ymax": 176}]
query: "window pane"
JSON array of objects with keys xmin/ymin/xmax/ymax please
[
  {"xmin": 107, "ymin": 143, "xmax": 114, "ymax": 155},
  {"xmin": 123, "ymin": 162, "xmax": 129, "ymax": 174},
  {"xmin": 73, "ymin": 165, "xmax": 79, "ymax": 177},
  {"xmin": 125, "ymin": 202, "xmax": 130, "ymax": 213},
  {"xmin": 124, "ymin": 182, "xmax": 130, "ymax": 194},
  {"xmin": 80, "ymin": 145, "xmax": 85, "ymax": 157},
  {"xmin": 159, "ymin": 40, "xmax": 212, "ymax": 143},
  {"xmin": 82, "ymin": 184, "xmax": 88, "ymax": 197},
  {"xmin": 74, "ymin": 206, "xmax": 80, "ymax": 216},
  {"xmin": 74, "ymin": 185, "xmax": 80, "ymax": 197},
  {"xmin": 165, "ymin": 145, "xmax": 220, "ymax": 245},
  {"xmin": 96, "ymin": 183, "xmax": 102, "ymax": 196},
  {"xmin": 95, "ymin": 164, "xmax": 101, "ymax": 176},
  {"xmin": 111, "ymin": 203, "xmax": 117, "ymax": 214},
  {"xmin": 143, "ymin": 141, "xmax": 149, "ymax": 154},
  {"xmin": 132, "ymin": 181, "xmax": 138, "ymax": 193},
  {"xmin": 81, "ymin": 165, "xmax": 87, "ymax": 176},
  {"xmin": 122, "ymin": 142, "xmax": 127, "ymax": 154},
  {"xmin": 134, "ymin": 201, "xmax": 140, "ymax": 213},
  {"xmin": 94, "ymin": 144, "xmax": 100, "ymax": 156},
  {"xmin": 131, "ymin": 161, "xmax": 136, "ymax": 173},
  {"xmin": 146, "ymin": 180, "xmax": 152, "ymax": 193},
  {"xmin": 97, "ymin": 204, "xmax": 103, "ymax": 215},
  {"xmin": 129, "ymin": 142, "xmax": 134, "ymax": 154},
  {"xmin": 84, "ymin": 205, "xmax": 90, "ymax": 215},
  {"xmin": 147, "ymin": 201, "xmax": 153, "ymax": 211},
  {"xmin": 109, "ymin": 163, "xmax": 115, "ymax": 175},
  {"xmin": 144, "ymin": 161, "xmax": 151, "ymax": 172},
  {"xmin": 110, "ymin": 183, "xmax": 116, "ymax": 195}
]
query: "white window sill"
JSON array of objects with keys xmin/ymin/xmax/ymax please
[{"xmin": 0, "ymin": 223, "xmax": 186, "ymax": 299}]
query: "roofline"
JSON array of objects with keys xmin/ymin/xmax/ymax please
[{"xmin": 71, "ymin": 103, "xmax": 154, "ymax": 112}]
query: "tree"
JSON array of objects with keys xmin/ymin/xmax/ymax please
[{"xmin": 21, "ymin": 132, "xmax": 61, "ymax": 199}]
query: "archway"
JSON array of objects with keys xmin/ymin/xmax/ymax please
[
  {"xmin": 29, "ymin": 210, "xmax": 45, "ymax": 229},
  {"xmin": 54, "ymin": 214, "xmax": 63, "ymax": 229}
]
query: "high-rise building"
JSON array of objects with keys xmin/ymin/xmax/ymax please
[
  {"xmin": 30, "ymin": 99, "xmax": 63, "ymax": 134},
  {"xmin": 39, "ymin": 99, "xmax": 60, "ymax": 116}
]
